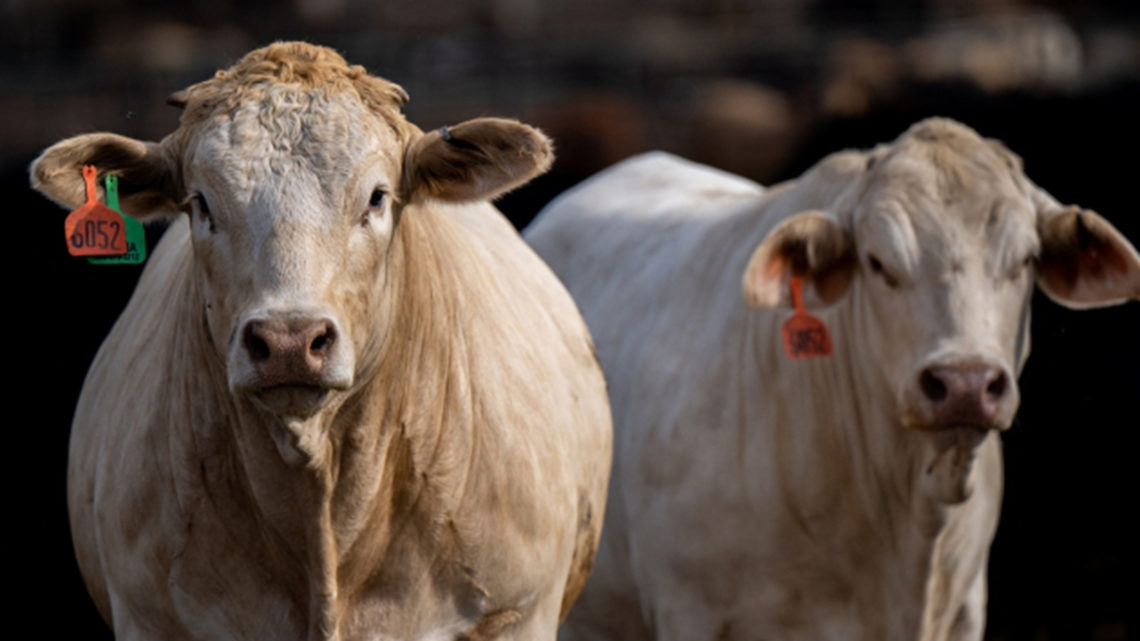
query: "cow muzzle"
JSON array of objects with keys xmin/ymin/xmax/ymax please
[
  {"xmin": 904, "ymin": 359, "xmax": 1018, "ymax": 434},
  {"xmin": 229, "ymin": 311, "xmax": 355, "ymax": 417},
  {"xmin": 905, "ymin": 358, "xmax": 1017, "ymax": 504}
]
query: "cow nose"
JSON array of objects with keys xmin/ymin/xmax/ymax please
[
  {"xmin": 242, "ymin": 317, "xmax": 337, "ymax": 387},
  {"xmin": 917, "ymin": 363, "xmax": 1011, "ymax": 428}
]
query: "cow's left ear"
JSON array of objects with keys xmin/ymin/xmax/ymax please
[
  {"xmin": 742, "ymin": 210, "xmax": 856, "ymax": 309},
  {"xmin": 1036, "ymin": 206, "xmax": 1140, "ymax": 309},
  {"xmin": 401, "ymin": 118, "xmax": 553, "ymax": 203},
  {"xmin": 31, "ymin": 132, "xmax": 180, "ymax": 219}
]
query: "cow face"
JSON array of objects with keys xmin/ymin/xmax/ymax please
[
  {"xmin": 31, "ymin": 44, "xmax": 551, "ymax": 436},
  {"xmin": 743, "ymin": 119, "xmax": 1140, "ymax": 502},
  {"xmin": 178, "ymin": 87, "xmax": 400, "ymax": 419}
]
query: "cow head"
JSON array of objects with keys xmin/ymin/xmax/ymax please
[
  {"xmin": 743, "ymin": 118, "xmax": 1140, "ymax": 503},
  {"xmin": 32, "ymin": 43, "xmax": 551, "ymax": 462}
]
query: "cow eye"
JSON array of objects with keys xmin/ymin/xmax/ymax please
[
  {"xmin": 190, "ymin": 193, "xmax": 216, "ymax": 232},
  {"xmin": 866, "ymin": 253, "xmax": 899, "ymax": 288},
  {"xmin": 368, "ymin": 188, "xmax": 386, "ymax": 209}
]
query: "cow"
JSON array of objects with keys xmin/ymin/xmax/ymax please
[
  {"xmin": 31, "ymin": 42, "xmax": 611, "ymax": 641},
  {"xmin": 524, "ymin": 118, "xmax": 1140, "ymax": 641}
]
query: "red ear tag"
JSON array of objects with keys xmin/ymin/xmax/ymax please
[
  {"xmin": 64, "ymin": 165, "xmax": 128, "ymax": 257},
  {"xmin": 781, "ymin": 277, "xmax": 833, "ymax": 359}
]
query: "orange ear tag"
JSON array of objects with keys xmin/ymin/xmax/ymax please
[
  {"xmin": 781, "ymin": 277, "xmax": 833, "ymax": 359},
  {"xmin": 64, "ymin": 165, "xmax": 128, "ymax": 257}
]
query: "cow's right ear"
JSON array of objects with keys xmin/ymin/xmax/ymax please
[
  {"xmin": 30, "ymin": 133, "xmax": 180, "ymax": 220},
  {"xmin": 1036, "ymin": 206, "xmax": 1140, "ymax": 308},
  {"xmin": 742, "ymin": 210, "xmax": 856, "ymax": 309}
]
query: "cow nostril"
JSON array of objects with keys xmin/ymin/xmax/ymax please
[
  {"xmin": 986, "ymin": 371, "xmax": 1008, "ymax": 399},
  {"xmin": 310, "ymin": 325, "xmax": 335, "ymax": 355},
  {"xmin": 244, "ymin": 326, "xmax": 271, "ymax": 363},
  {"xmin": 920, "ymin": 369, "xmax": 948, "ymax": 403}
]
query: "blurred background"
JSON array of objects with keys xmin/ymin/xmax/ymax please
[{"xmin": 4, "ymin": 0, "xmax": 1137, "ymax": 638}]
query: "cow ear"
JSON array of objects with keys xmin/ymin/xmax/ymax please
[
  {"xmin": 742, "ymin": 210, "xmax": 856, "ymax": 309},
  {"xmin": 1036, "ymin": 206, "xmax": 1140, "ymax": 309},
  {"xmin": 30, "ymin": 132, "xmax": 180, "ymax": 220},
  {"xmin": 401, "ymin": 118, "xmax": 553, "ymax": 203}
]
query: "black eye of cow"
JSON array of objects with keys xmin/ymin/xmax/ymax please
[
  {"xmin": 193, "ymin": 193, "xmax": 216, "ymax": 232},
  {"xmin": 369, "ymin": 189, "xmax": 386, "ymax": 209},
  {"xmin": 866, "ymin": 253, "xmax": 899, "ymax": 288}
]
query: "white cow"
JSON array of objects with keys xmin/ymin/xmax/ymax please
[
  {"xmin": 32, "ymin": 42, "xmax": 611, "ymax": 641},
  {"xmin": 526, "ymin": 118, "xmax": 1140, "ymax": 641}
]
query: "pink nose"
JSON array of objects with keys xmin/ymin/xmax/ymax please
[
  {"xmin": 242, "ymin": 316, "xmax": 337, "ymax": 387},
  {"xmin": 917, "ymin": 363, "xmax": 1012, "ymax": 429}
]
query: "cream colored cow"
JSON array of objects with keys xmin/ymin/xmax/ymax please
[
  {"xmin": 526, "ymin": 119, "xmax": 1139, "ymax": 641},
  {"xmin": 33, "ymin": 42, "xmax": 611, "ymax": 641}
]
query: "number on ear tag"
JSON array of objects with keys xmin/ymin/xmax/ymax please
[
  {"xmin": 64, "ymin": 166, "xmax": 128, "ymax": 257},
  {"xmin": 781, "ymin": 277, "xmax": 833, "ymax": 359}
]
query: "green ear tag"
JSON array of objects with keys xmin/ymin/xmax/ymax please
[{"xmin": 88, "ymin": 175, "xmax": 146, "ymax": 265}]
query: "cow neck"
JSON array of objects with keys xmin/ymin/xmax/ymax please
[
  {"xmin": 801, "ymin": 282, "xmax": 999, "ymax": 640},
  {"xmin": 176, "ymin": 263, "xmax": 420, "ymax": 641},
  {"xmin": 219, "ymin": 393, "xmax": 433, "ymax": 641},
  {"xmin": 738, "ymin": 301, "xmax": 991, "ymax": 640},
  {"xmin": 212, "ymin": 205, "xmax": 491, "ymax": 639}
]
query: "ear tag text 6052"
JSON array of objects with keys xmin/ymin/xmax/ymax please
[
  {"xmin": 781, "ymin": 277, "xmax": 833, "ymax": 359},
  {"xmin": 64, "ymin": 165, "xmax": 128, "ymax": 257},
  {"xmin": 89, "ymin": 174, "xmax": 146, "ymax": 265}
]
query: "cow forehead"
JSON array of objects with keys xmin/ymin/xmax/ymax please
[
  {"xmin": 856, "ymin": 143, "xmax": 1038, "ymax": 259},
  {"xmin": 187, "ymin": 86, "xmax": 399, "ymax": 209}
]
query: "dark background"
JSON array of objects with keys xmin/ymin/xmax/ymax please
[{"xmin": 5, "ymin": 1, "xmax": 1137, "ymax": 639}]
